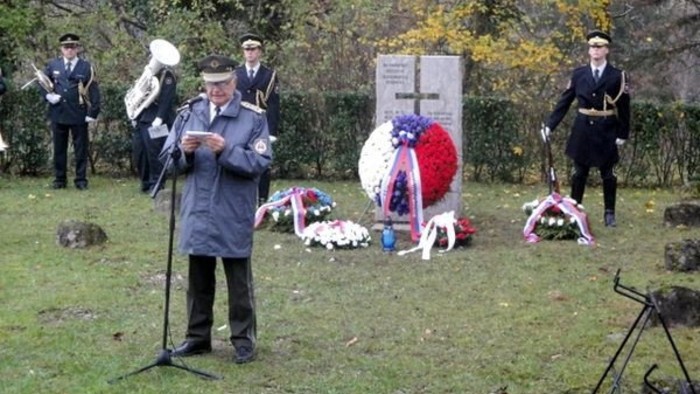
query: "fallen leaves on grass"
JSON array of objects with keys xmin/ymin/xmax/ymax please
[{"xmin": 345, "ymin": 336, "xmax": 358, "ymax": 347}]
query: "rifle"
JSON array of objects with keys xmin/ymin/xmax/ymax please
[{"xmin": 540, "ymin": 123, "xmax": 560, "ymax": 194}]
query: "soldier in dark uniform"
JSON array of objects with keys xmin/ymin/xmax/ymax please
[
  {"xmin": 164, "ymin": 54, "xmax": 272, "ymax": 364},
  {"xmin": 235, "ymin": 33, "xmax": 279, "ymax": 206},
  {"xmin": 41, "ymin": 33, "xmax": 101, "ymax": 190},
  {"xmin": 131, "ymin": 60, "xmax": 177, "ymax": 193},
  {"xmin": 542, "ymin": 30, "xmax": 630, "ymax": 227}
]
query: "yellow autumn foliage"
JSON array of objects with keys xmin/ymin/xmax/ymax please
[{"xmin": 377, "ymin": 0, "xmax": 613, "ymax": 102}]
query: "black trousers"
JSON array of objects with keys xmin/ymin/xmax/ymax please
[
  {"xmin": 52, "ymin": 122, "xmax": 88, "ymax": 187},
  {"xmin": 571, "ymin": 161, "xmax": 617, "ymax": 212},
  {"xmin": 185, "ymin": 255, "xmax": 256, "ymax": 349},
  {"xmin": 132, "ymin": 124, "xmax": 166, "ymax": 192}
]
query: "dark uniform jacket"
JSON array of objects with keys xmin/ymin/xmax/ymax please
[
  {"xmin": 160, "ymin": 91, "xmax": 272, "ymax": 258},
  {"xmin": 235, "ymin": 64, "xmax": 279, "ymax": 136},
  {"xmin": 42, "ymin": 58, "xmax": 101, "ymax": 125},
  {"xmin": 546, "ymin": 63, "xmax": 630, "ymax": 167},
  {"xmin": 136, "ymin": 68, "xmax": 177, "ymax": 127}
]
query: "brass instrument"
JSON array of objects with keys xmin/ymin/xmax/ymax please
[
  {"xmin": 124, "ymin": 39, "xmax": 180, "ymax": 120},
  {"xmin": 20, "ymin": 63, "xmax": 54, "ymax": 92}
]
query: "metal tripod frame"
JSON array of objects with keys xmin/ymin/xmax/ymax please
[{"xmin": 592, "ymin": 269, "xmax": 696, "ymax": 394}]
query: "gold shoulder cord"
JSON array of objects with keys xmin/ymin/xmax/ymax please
[
  {"xmin": 79, "ymin": 66, "xmax": 95, "ymax": 109},
  {"xmin": 604, "ymin": 71, "xmax": 626, "ymax": 113},
  {"xmin": 264, "ymin": 70, "xmax": 276, "ymax": 103},
  {"xmin": 255, "ymin": 70, "xmax": 276, "ymax": 109}
]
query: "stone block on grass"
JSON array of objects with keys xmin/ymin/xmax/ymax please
[
  {"xmin": 56, "ymin": 220, "xmax": 107, "ymax": 248},
  {"xmin": 665, "ymin": 239, "xmax": 700, "ymax": 272}
]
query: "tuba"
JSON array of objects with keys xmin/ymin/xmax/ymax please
[
  {"xmin": 20, "ymin": 63, "xmax": 54, "ymax": 92},
  {"xmin": 124, "ymin": 39, "xmax": 180, "ymax": 120}
]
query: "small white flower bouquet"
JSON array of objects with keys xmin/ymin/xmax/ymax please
[{"xmin": 300, "ymin": 220, "xmax": 371, "ymax": 250}]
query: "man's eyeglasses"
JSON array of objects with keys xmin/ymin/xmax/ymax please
[
  {"xmin": 589, "ymin": 45, "xmax": 607, "ymax": 49},
  {"xmin": 243, "ymin": 47, "xmax": 259, "ymax": 52},
  {"xmin": 205, "ymin": 79, "xmax": 233, "ymax": 88},
  {"xmin": 62, "ymin": 45, "xmax": 78, "ymax": 49}
]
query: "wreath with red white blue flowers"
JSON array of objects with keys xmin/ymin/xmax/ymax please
[{"xmin": 358, "ymin": 114, "xmax": 458, "ymax": 240}]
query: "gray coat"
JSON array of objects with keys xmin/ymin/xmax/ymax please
[{"xmin": 161, "ymin": 91, "xmax": 272, "ymax": 258}]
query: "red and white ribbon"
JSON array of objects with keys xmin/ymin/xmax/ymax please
[
  {"xmin": 254, "ymin": 188, "xmax": 307, "ymax": 237},
  {"xmin": 379, "ymin": 144, "xmax": 424, "ymax": 242},
  {"xmin": 522, "ymin": 193, "xmax": 595, "ymax": 246}
]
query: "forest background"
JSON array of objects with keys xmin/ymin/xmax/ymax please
[{"xmin": 0, "ymin": 0, "xmax": 699, "ymax": 183}]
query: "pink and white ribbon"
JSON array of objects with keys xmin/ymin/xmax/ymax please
[
  {"xmin": 254, "ymin": 188, "xmax": 307, "ymax": 237},
  {"xmin": 522, "ymin": 193, "xmax": 595, "ymax": 246},
  {"xmin": 379, "ymin": 144, "xmax": 424, "ymax": 242}
]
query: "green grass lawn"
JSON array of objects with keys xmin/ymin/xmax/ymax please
[{"xmin": 0, "ymin": 176, "xmax": 698, "ymax": 393}]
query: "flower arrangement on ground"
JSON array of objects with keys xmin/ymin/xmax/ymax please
[
  {"xmin": 358, "ymin": 114, "xmax": 458, "ymax": 241},
  {"xmin": 254, "ymin": 186, "xmax": 336, "ymax": 236},
  {"xmin": 522, "ymin": 192, "xmax": 595, "ymax": 245},
  {"xmin": 300, "ymin": 220, "xmax": 371, "ymax": 250},
  {"xmin": 397, "ymin": 211, "xmax": 476, "ymax": 260},
  {"xmin": 434, "ymin": 216, "xmax": 477, "ymax": 247}
]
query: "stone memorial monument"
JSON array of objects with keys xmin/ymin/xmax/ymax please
[{"xmin": 375, "ymin": 54, "xmax": 464, "ymax": 222}]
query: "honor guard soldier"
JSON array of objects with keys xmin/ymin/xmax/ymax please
[
  {"xmin": 542, "ymin": 30, "xmax": 630, "ymax": 227},
  {"xmin": 162, "ymin": 54, "xmax": 272, "ymax": 364},
  {"xmin": 41, "ymin": 33, "xmax": 101, "ymax": 190},
  {"xmin": 235, "ymin": 33, "xmax": 280, "ymax": 206}
]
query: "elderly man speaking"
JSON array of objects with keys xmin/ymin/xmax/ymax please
[{"xmin": 160, "ymin": 54, "xmax": 272, "ymax": 364}]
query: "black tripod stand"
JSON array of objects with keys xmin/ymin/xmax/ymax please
[
  {"xmin": 109, "ymin": 109, "xmax": 221, "ymax": 383},
  {"xmin": 592, "ymin": 269, "xmax": 696, "ymax": 394}
]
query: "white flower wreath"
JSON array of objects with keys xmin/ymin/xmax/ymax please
[
  {"xmin": 358, "ymin": 121, "xmax": 395, "ymax": 202},
  {"xmin": 300, "ymin": 220, "xmax": 371, "ymax": 250}
]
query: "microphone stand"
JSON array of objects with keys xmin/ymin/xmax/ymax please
[{"xmin": 109, "ymin": 108, "xmax": 220, "ymax": 383}]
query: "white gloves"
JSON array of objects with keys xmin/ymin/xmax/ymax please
[
  {"xmin": 540, "ymin": 125, "xmax": 551, "ymax": 143},
  {"xmin": 616, "ymin": 138, "xmax": 626, "ymax": 146},
  {"xmin": 151, "ymin": 117, "xmax": 163, "ymax": 127},
  {"xmin": 131, "ymin": 120, "xmax": 137, "ymax": 128},
  {"xmin": 46, "ymin": 93, "xmax": 61, "ymax": 105},
  {"xmin": 85, "ymin": 116, "xmax": 96, "ymax": 123}
]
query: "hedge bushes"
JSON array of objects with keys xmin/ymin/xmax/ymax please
[{"xmin": 1, "ymin": 86, "xmax": 698, "ymax": 187}]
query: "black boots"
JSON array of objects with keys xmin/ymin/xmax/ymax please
[{"xmin": 604, "ymin": 210, "xmax": 617, "ymax": 227}]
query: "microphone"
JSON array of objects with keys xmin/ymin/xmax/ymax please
[{"xmin": 177, "ymin": 93, "xmax": 207, "ymax": 112}]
